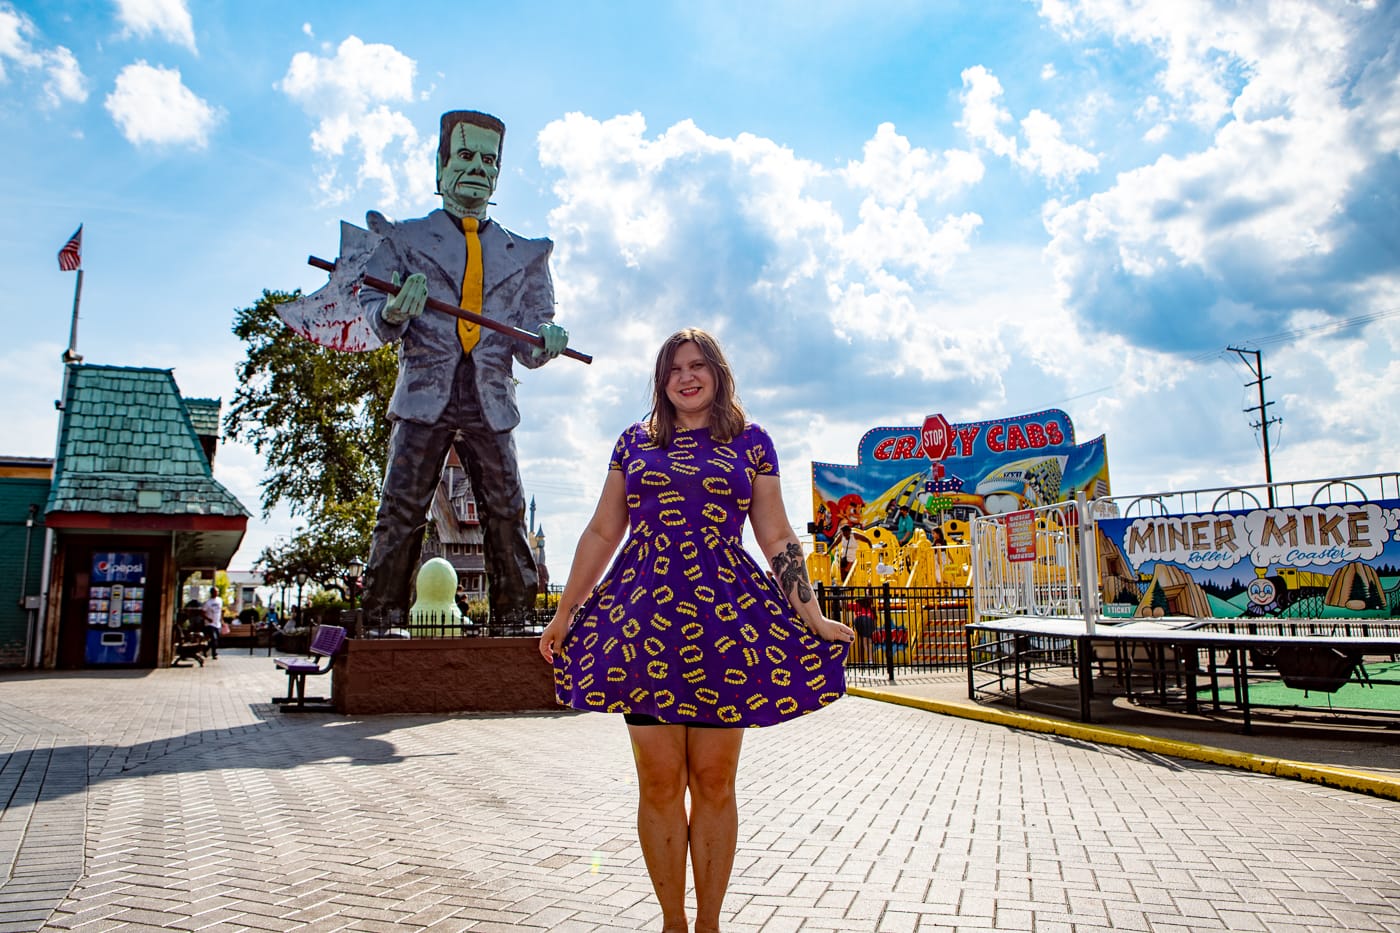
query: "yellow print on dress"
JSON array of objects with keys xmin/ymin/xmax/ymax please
[
  {"xmin": 643, "ymin": 636, "xmax": 666, "ymax": 657},
  {"xmin": 653, "ymin": 585, "xmax": 674, "ymax": 604},
  {"xmin": 649, "ymin": 612, "xmax": 673, "ymax": 632},
  {"xmin": 715, "ymin": 603, "xmax": 737, "ymax": 621},
  {"xmin": 681, "ymin": 621, "xmax": 704, "ymax": 640},
  {"xmin": 659, "ymin": 508, "xmax": 685, "ymax": 526},
  {"xmin": 658, "ymin": 489, "xmax": 684, "ymax": 504},
  {"xmin": 745, "ymin": 693, "xmax": 768, "ymax": 710},
  {"xmin": 647, "ymin": 659, "xmax": 669, "ymax": 679},
  {"xmin": 717, "ymin": 705, "xmax": 742, "ymax": 723},
  {"xmin": 695, "ymin": 687, "xmax": 720, "ymax": 705},
  {"xmin": 641, "ymin": 470, "xmax": 671, "ymax": 486},
  {"xmin": 765, "ymin": 645, "xmax": 788, "ymax": 665},
  {"xmin": 701, "ymin": 503, "xmax": 728, "ymax": 523},
  {"xmin": 678, "ymin": 540, "xmax": 698, "ymax": 560},
  {"xmin": 723, "ymin": 668, "xmax": 747, "ymax": 685},
  {"xmin": 695, "ymin": 585, "xmax": 716, "ymax": 603},
  {"xmin": 714, "ymin": 635, "xmax": 737, "ymax": 652},
  {"xmin": 678, "ymin": 643, "xmax": 704, "ymax": 664},
  {"xmin": 671, "ymin": 462, "xmax": 700, "ymax": 476},
  {"xmin": 703, "ymin": 476, "xmax": 732, "ymax": 495}
]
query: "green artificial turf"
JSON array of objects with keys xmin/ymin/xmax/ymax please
[{"xmin": 1202, "ymin": 660, "xmax": 1400, "ymax": 711}]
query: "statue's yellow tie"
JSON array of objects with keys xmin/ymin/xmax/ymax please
[{"xmin": 457, "ymin": 217, "xmax": 483, "ymax": 353}]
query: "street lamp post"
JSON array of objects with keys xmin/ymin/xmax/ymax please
[
  {"xmin": 346, "ymin": 558, "xmax": 364, "ymax": 608},
  {"xmin": 295, "ymin": 571, "xmax": 309, "ymax": 628}
]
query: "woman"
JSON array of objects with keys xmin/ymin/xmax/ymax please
[{"xmin": 539, "ymin": 328, "xmax": 853, "ymax": 933}]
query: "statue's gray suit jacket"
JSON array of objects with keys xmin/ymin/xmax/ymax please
[{"xmin": 361, "ymin": 208, "xmax": 556, "ymax": 432}]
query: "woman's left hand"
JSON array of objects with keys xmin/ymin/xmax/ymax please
[{"xmin": 809, "ymin": 615, "xmax": 855, "ymax": 643}]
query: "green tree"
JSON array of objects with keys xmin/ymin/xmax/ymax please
[
  {"xmin": 225, "ymin": 289, "xmax": 398, "ymax": 517},
  {"xmin": 226, "ymin": 289, "xmax": 397, "ymax": 581}
]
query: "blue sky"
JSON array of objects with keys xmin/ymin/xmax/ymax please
[{"xmin": 3, "ymin": 0, "xmax": 1398, "ymax": 573}]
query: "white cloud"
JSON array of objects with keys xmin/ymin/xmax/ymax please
[
  {"xmin": 114, "ymin": 0, "xmax": 197, "ymax": 53},
  {"xmin": 278, "ymin": 35, "xmax": 431, "ymax": 209},
  {"xmin": 958, "ymin": 65, "xmax": 1098, "ymax": 185},
  {"xmin": 104, "ymin": 61, "xmax": 221, "ymax": 148},
  {"xmin": 958, "ymin": 66, "xmax": 1018, "ymax": 159},
  {"xmin": 1038, "ymin": 0, "xmax": 1399, "ymax": 354},
  {"xmin": 42, "ymin": 45, "xmax": 86, "ymax": 106},
  {"xmin": 0, "ymin": 4, "xmax": 87, "ymax": 106}
]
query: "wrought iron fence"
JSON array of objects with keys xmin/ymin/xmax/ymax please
[
  {"xmin": 344, "ymin": 607, "xmax": 555, "ymax": 639},
  {"xmin": 815, "ymin": 583, "xmax": 973, "ymax": 684}
]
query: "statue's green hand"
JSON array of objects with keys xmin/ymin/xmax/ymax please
[
  {"xmin": 532, "ymin": 322, "xmax": 569, "ymax": 360},
  {"xmin": 383, "ymin": 271, "xmax": 428, "ymax": 324}
]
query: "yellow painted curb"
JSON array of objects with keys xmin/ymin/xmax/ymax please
[{"xmin": 848, "ymin": 686, "xmax": 1400, "ymax": 802}]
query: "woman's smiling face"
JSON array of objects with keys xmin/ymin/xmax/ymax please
[{"xmin": 666, "ymin": 340, "xmax": 714, "ymax": 428}]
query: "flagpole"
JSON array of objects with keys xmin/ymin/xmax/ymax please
[{"xmin": 62, "ymin": 268, "xmax": 84, "ymax": 364}]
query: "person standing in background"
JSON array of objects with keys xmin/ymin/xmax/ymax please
[{"xmin": 200, "ymin": 587, "xmax": 223, "ymax": 660}]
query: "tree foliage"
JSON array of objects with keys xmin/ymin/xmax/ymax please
[
  {"xmin": 225, "ymin": 289, "xmax": 398, "ymax": 517},
  {"xmin": 255, "ymin": 496, "xmax": 378, "ymax": 593},
  {"xmin": 226, "ymin": 289, "xmax": 397, "ymax": 580}
]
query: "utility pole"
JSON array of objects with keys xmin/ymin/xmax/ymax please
[{"xmin": 1227, "ymin": 346, "xmax": 1282, "ymax": 507}]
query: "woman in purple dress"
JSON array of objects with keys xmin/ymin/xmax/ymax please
[{"xmin": 540, "ymin": 327, "xmax": 853, "ymax": 932}]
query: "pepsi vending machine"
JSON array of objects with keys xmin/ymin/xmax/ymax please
[{"xmin": 85, "ymin": 551, "xmax": 148, "ymax": 665}]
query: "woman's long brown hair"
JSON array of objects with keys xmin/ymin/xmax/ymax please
[{"xmin": 645, "ymin": 327, "xmax": 747, "ymax": 448}]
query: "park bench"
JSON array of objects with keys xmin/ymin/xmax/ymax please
[{"xmin": 272, "ymin": 624, "xmax": 347, "ymax": 711}]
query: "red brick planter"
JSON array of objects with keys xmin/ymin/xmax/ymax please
[{"xmin": 331, "ymin": 637, "xmax": 560, "ymax": 715}]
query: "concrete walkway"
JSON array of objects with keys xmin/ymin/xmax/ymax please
[{"xmin": 0, "ymin": 656, "xmax": 1397, "ymax": 931}]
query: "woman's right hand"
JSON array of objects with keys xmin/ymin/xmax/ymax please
[{"xmin": 538, "ymin": 609, "xmax": 572, "ymax": 663}]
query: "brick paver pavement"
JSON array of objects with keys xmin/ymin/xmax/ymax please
[{"xmin": 0, "ymin": 656, "xmax": 1395, "ymax": 931}]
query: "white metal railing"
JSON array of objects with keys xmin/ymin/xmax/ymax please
[
  {"xmin": 971, "ymin": 495, "xmax": 1096, "ymax": 631},
  {"xmin": 1097, "ymin": 471, "xmax": 1400, "ymax": 518}
]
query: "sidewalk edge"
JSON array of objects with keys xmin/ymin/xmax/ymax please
[{"xmin": 848, "ymin": 686, "xmax": 1400, "ymax": 802}]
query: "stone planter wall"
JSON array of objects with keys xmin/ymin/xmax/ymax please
[{"xmin": 331, "ymin": 637, "xmax": 559, "ymax": 715}]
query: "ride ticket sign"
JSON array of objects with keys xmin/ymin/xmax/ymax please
[{"xmin": 1005, "ymin": 509, "xmax": 1036, "ymax": 562}]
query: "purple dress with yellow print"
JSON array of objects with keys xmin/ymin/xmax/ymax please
[{"xmin": 554, "ymin": 422, "xmax": 848, "ymax": 727}]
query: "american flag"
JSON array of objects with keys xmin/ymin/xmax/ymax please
[{"xmin": 57, "ymin": 225, "xmax": 82, "ymax": 271}]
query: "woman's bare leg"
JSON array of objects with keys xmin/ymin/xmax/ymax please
[
  {"xmin": 686, "ymin": 728, "xmax": 744, "ymax": 933},
  {"xmin": 629, "ymin": 724, "xmax": 691, "ymax": 932}
]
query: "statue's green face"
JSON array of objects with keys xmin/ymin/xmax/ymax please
[{"xmin": 438, "ymin": 122, "xmax": 502, "ymax": 218}]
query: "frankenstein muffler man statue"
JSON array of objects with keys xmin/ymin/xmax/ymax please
[{"xmin": 358, "ymin": 110, "xmax": 568, "ymax": 627}]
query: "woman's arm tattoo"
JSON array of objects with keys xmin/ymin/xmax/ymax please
[{"xmin": 770, "ymin": 541, "xmax": 813, "ymax": 605}]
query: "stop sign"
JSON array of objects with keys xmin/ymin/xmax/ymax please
[{"xmin": 921, "ymin": 413, "xmax": 953, "ymax": 460}]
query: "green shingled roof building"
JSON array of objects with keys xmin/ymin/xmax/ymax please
[{"xmin": 40, "ymin": 365, "xmax": 250, "ymax": 669}]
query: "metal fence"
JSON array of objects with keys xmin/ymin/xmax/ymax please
[
  {"xmin": 343, "ymin": 607, "xmax": 554, "ymax": 639},
  {"xmin": 815, "ymin": 583, "xmax": 973, "ymax": 684}
]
